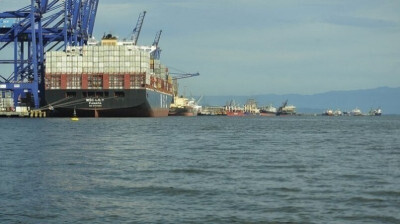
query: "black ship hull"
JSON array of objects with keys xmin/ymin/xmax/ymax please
[{"xmin": 45, "ymin": 88, "xmax": 172, "ymax": 117}]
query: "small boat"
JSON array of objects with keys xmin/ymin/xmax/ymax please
[
  {"xmin": 71, "ymin": 108, "xmax": 79, "ymax": 121},
  {"xmin": 350, "ymin": 108, "xmax": 362, "ymax": 116},
  {"xmin": 369, "ymin": 108, "xmax": 382, "ymax": 116}
]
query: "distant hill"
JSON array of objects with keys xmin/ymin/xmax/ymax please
[{"xmin": 199, "ymin": 86, "xmax": 400, "ymax": 115}]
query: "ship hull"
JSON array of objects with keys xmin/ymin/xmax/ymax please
[
  {"xmin": 259, "ymin": 110, "xmax": 276, "ymax": 116},
  {"xmin": 226, "ymin": 111, "xmax": 245, "ymax": 117},
  {"xmin": 45, "ymin": 88, "xmax": 172, "ymax": 117},
  {"xmin": 168, "ymin": 107, "xmax": 198, "ymax": 116}
]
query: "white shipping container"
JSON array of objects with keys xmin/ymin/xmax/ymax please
[{"xmin": 141, "ymin": 62, "xmax": 148, "ymax": 68}]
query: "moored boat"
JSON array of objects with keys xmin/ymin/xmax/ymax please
[
  {"xmin": 259, "ymin": 104, "xmax": 277, "ymax": 116},
  {"xmin": 168, "ymin": 95, "xmax": 199, "ymax": 116},
  {"xmin": 350, "ymin": 108, "xmax": 362, "ymax": 116},
  {"xmin": 276, "ymin": 100, "xmax": 296, "ymax": 116},
  {"xmin": 369, "ymin": 108, "xmax": 382, "ymax": 116},
  {"xmin": 225, "ymin": 100, "xmax": 245, "ymax": 116}
]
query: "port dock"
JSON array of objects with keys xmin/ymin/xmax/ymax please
[{"xmin": 0, "ymin": 110, "xmax": 46, "ymax": 118}]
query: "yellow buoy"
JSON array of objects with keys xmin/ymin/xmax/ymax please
[{"xmin": 71, "ymin": 108, "xmax": 79, "ymax": 121}]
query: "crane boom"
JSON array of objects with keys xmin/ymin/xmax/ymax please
[
  {"xmin": 170, "ymin": 72, "xmax": 200, "ymax": 80},
  {"xmin": 131, "ymin": 11, "xmax": 146, "ymax": 45},
  {"xmin": 152, "ymin": 30, "xmax": 162, "ymax": 46},
  {"xmin": 151, "ymin": 30, "xmax": 162, "ymax": 59}
]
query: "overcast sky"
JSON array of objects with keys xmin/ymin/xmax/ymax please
[{"xmin": 1, "ymin": 0, "xmax": 400, "ymax": 96}]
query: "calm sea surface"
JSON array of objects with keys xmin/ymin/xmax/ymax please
[{"xmin": 0, "ymin": 116, "xmax": 399, "ymax": 223}]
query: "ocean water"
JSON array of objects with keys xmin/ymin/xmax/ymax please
[{"xmin": 0, "ymin": 116, "xmax": 399, "ymax": 223}]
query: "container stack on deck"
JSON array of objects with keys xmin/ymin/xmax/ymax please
[{"xmin": 45, "ymin": 39, "xmax": 171, "ymax": 92}]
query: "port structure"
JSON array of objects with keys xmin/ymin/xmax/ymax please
[{"xmin": 0, "ymin": 0, "xmax": 99, "ymax": 109}]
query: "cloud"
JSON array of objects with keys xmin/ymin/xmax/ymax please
[{"xmin": 1, "ymin": 0, "xmax": 400, "ymax": 95}]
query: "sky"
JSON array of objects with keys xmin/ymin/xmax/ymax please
[{"xmin": 1, "ymin": 0, "xmax": 400, "ymax": 96}]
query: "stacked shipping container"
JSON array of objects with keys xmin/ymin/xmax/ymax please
[
  {"xmin": 45, "ymin": 43, "xmax": 172, "ymax": 93},
  {"xmin": 0, "ymin": 90, "xmax": 14, "ymax": 111}
]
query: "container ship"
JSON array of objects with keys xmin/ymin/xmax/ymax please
[{"xmin": 44, "ymin": 35, "xmax": 173, "ymax": 117}]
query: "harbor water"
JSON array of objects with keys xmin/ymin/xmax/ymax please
[{"xmin": 1, "ymin": 116, "xmax": 399, "ymax": 223}]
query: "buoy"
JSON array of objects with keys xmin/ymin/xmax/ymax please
[{"xmin": 71, "ymin": 108, "xmax": 79, "ymax": 121}]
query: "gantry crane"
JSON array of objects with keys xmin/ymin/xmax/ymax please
[
  {"xmin": 0, "ymin": 0, "xmax": 99, "ymax": 109},
  {"xmin": 151, "ymin": 30, "xmax": 162, "ymax": 60},
  {"xmin": 131, "ymin": 11, "xmax": 146, "ymax": 45}
]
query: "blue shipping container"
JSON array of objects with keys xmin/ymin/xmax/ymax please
[{"xmin": 0, "ymin": 18, "xmax": 17, "ymax": 28}]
